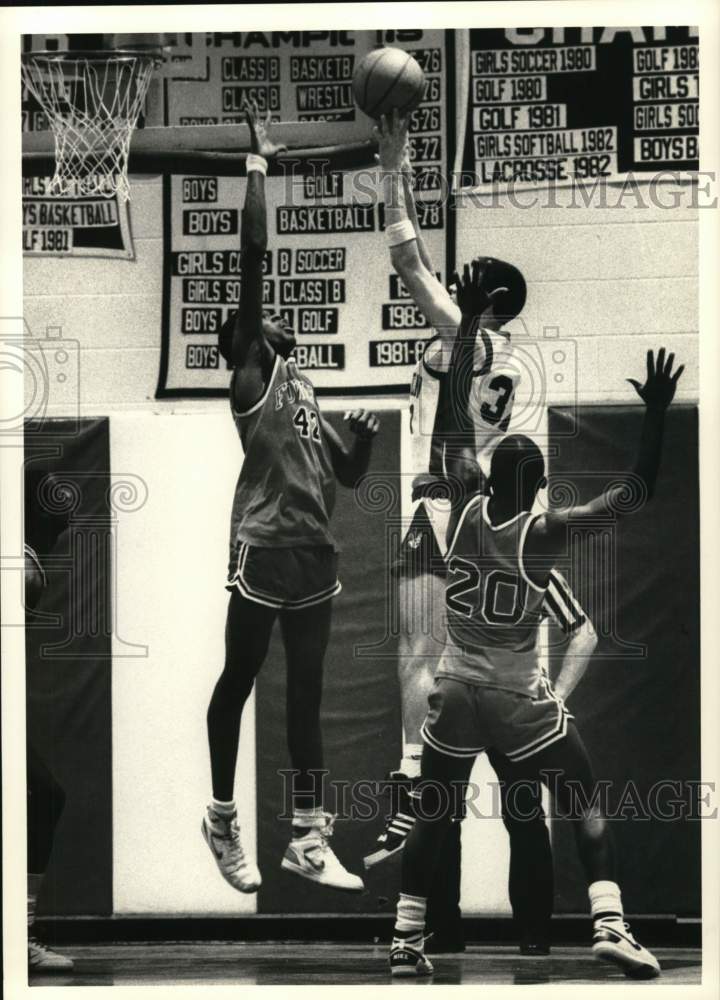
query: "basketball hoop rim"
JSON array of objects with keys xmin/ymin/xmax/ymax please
[{"xmin": 22, "ymin": 47, "xmax": 166, "ymax": 66}]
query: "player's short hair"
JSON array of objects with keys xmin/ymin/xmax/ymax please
[
  {"xmin": 489, "ymin": 434, "xmax": 545, "ymax": 503},
  {"xmin": 476, "ymin": 257, "xmax": 527, "ymax": 322}
]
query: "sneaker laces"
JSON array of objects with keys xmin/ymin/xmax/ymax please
[
  {"xmin": 596, "ymin": 917, "xmax": 636, "ymax": 941},
  {"xmin": 298, "ymin": 812, "xmax": 337, "ymax": 863},
  {"xmin": 219, "ymin": 817, "xmax": 247, "ymax": 874},
  {"xmin": 318, "ymin": 812, "xmax": 336, "ymax": 849}
]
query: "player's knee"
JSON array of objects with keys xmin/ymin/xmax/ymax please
[
  {"xmin": 580, "ymin": 811, "xmax": 608, "ymax": 842},
  {"xmin": 216, "ymin": 665, "xmax": 256, "ymax": 704}
]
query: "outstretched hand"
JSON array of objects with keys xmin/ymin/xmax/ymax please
[
  {"xmin": 451, "ymin": 257, "xmax": 508, "ymax": 319},
  {"xmin": 373, "ymin": 108, "xmax": 409, "ymax": 172},
  {"xmin": 244, "ymin": 99, "xmax": 287, "ymax": 159},
  {"xmin": 344, "ymin": 409, "xmax": 380, "ymax": 441},
  {"xmin": 628, "ymin": 348, "xmax": 684, "ymax": 410}
]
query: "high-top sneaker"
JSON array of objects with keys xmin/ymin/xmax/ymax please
[
  {"xmin": 364, "ymin": 771, "xmax": 417, "ymax": 869},
  {"xmin": 592, "ymin": 917, "xmax": 661, "ymax": 979},
  {"xmin": 202, "ymin": 806, "xmax": 262, "ymax": 893},
  {"xmin": 389, "ymin": 933, "xmax": 434, "ymax": 977},
  {"xmin": 281, "ymin": 813, "xmax": 364, "ymax": 892}
]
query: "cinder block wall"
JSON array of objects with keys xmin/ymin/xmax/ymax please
[{"xmin": 24, "ymin": 177, "xmax": 698, "ymax": 414}]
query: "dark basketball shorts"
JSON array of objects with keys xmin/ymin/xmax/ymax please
[
  {"xmin": 392, "ymin": 499, "xmax": 449, "ymax": 580},
  {"xmin": 226, "ymin": 543, "xmax": 341, "ymax": 611},
  {"xmin": 421, "ymin": 674, "xmax": 572, "ymax": 763}
]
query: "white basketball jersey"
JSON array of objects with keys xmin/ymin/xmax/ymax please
[{"xmin": 408, "ymin": 326, "xmax": 521, "ymax": 482}]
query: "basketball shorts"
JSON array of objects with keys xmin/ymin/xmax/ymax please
[
  {"xmin": 226, "ymin": 543, "xmax": 341, "ymax": 611},
  {"xmin": 392, "ymin": 496, "xmax": 451, "ymax": 580},
  {"xmin": 421, "ymin": 674, "xmax": 572, "ymax": 764}
]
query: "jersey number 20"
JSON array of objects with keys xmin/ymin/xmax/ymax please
[{"xmin": 446, "ymin": 556, "xmax": 526, "ymax": 625}]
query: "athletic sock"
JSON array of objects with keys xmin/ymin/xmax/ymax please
[
  {"xmin": 210, "ymin": 797, "xmax": 236, "ymax": 817},
  {"xmin": 589, "ymin": 880, "xmax": 624, "ymax": 926},
  {"xmin": 291, "ymin": 805, "xmax": 325, "ymax": 838},
  {"xmin": 400, "ymin": 743, "xmax": 424, "ymax": 781},
  {"xmin": 393, "ymin": 893, "xmax": 427, "ymax": 947}
]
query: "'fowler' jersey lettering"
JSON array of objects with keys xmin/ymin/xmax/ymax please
[
  {"xmin": 227, "ymin": 353, "xmax": 336, "ymax": 571},
  {"xmin": 274, "ymin": 376, "xmax": 316, "ymax": 408}
]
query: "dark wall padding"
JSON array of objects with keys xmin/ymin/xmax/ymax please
[
  {"xmin": 548, "ymin": 405, "xmax": 700, "ymax": 916},
  {"xmin": 255, "ymin": 411, "xmax": 402, "ymax": 913},
  {"xmin": 25, "ymin": 418, "xmax": 113, "ymax": 916}
]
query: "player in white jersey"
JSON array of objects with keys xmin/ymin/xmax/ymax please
[
  {"xmin": 389, "ymin": 349, "xmax": 683, "ymax": 978},
  {"xmin": 368, "ymin": 119, "xmax": 528, "ymax": 859}
]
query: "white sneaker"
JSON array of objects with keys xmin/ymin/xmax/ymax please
[
  {"xmin": 592, "ymin": 918, "xmax": 661, "ymax": 979},
  {"xmin": 28, "ymin": 937, "xmax": 74, "ymax": 972},
  {"xmin": 281, "ymin": 813, "xmax": 364, "ymax": 892},
  {"xmin": 202, "ymin": 806, "xmax": 262, "ymax": 893},
  {"xmin": 389, "ymin": 938, "xmax": 434, "ymax": 977}
]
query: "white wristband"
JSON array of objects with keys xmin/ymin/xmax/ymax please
[
  {"xmin": 246, "ymin": 153, "xmax": 268, "ymax": 175},
  {"xmin": 386, "ymin": 219, "xmax": 415, "ymax": 247}
]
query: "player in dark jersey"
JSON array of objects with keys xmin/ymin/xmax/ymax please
[
  {"xmin": 390, "ymin": 348, "xmax": 683, "ymax": 978},
  {"xmin": 370, "ymin": 113, "xmax": 575, "ymax": 955},
  {"xmin": 203, "ymin": 101, "xmax": 379, "ymax": 894}
]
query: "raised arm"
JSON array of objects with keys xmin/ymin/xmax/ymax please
[
  {"xmin": 375, "ymin": 111, "xmax": 460, "ymax": 336},
  {"xmin": 320, "ymin": 409, "xmax": 380, "ymax": 488},
  {"xmin": 217, "ymin": 101, "xmax": 286, "ymax": 410},
  {"xmin": 531, "ymin": 348, "xmax": 684, "ymax": 560},
  {"xmin": 400, "ymin": 140, "xmax": 434, "ymax": 274}
]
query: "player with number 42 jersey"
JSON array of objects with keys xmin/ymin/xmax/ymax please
[{"xmin": 203, "ymin": 100, "xmax": 379, "ymax": 901}]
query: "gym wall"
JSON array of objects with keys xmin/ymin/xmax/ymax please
[{"xmin": 24, "ymin": 176, "xmax": 698, "ymax": 414}]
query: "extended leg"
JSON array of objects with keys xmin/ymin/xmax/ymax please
[
  {"xmin": 279, "ymin": 599, "xmax": 363, "ymax": 893},
  {"xmin": 365, "ymin": 571, "xmax": 446, "ymax": 870},
  {"xmin": 207, "ymin": 589, "xmax": 276, "ymax": 801},
  {"xmin": 488, "ymin": 748, "xmax": 554, "ymax": 953},
  {"xmin": 507, "ymin": 722, "xmax": 660, "ymax": 979},
  {"xmin": 396, "ymin": 572, "xmax": 446, "ymax": 771},
  {"xmin": 203, "ymin": 589, "xmax": 275, "ymax": 893},
  {"xmin": 280, "ymin": 598, "xmax": 332, "ymax": 813},
  {"xmin": 391, "ymin": 745, "xmax": 474, "ymax": 976}
]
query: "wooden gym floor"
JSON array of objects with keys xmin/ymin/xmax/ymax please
[{"xmin": 29, "ymin": 942, "xmax": 701, "ymax": 986}]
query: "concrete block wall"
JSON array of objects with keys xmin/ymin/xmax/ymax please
[
  {"xmin": 23, "ymin": 177, "xmax": 698, "ymax": 414},
  {"xmin": 454, "ymin": 181, "xmax": 698, "ymax": 407}
]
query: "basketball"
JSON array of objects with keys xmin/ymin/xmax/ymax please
[{"xmin": 352, "ymin": 47, "xmax": 425, "ymax": 119}]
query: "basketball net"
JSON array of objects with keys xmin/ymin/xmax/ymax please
[{"xmin": 21, "ymin": 51, "xmax": 161, "ymax": 201}]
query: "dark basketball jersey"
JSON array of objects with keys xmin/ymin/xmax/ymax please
[
  {"xmin": 442, "ymin": 495, "xmax": 584, "ymax": 696},
  {"xmin": 227, "ymin": 353, "xmax": 336, "ymax": 567}
]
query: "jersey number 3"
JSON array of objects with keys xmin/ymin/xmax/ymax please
[
  {"xmin": 447, "ymin": 556, "xmax": 526, "ymax": 625},
  {"xmin": 293, "ymin": 405, "xmax": 321, "ymax": 442}
]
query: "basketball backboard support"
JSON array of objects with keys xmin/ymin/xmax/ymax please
[{"xmin": 21, "ymin": 32, "xmax": 377, "ymax": 184}]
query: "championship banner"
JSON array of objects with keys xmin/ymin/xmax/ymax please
[
  {"xmin": 21, "ymin": 36, "xmax": 135, "ymax": 259},
  {"xmin": 156, "ymin": 30, "xmax": 453, "ymax": 398},
  {"xmin": 453, "ymin": 26, "xmax": 699, "ymax": 189}
]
